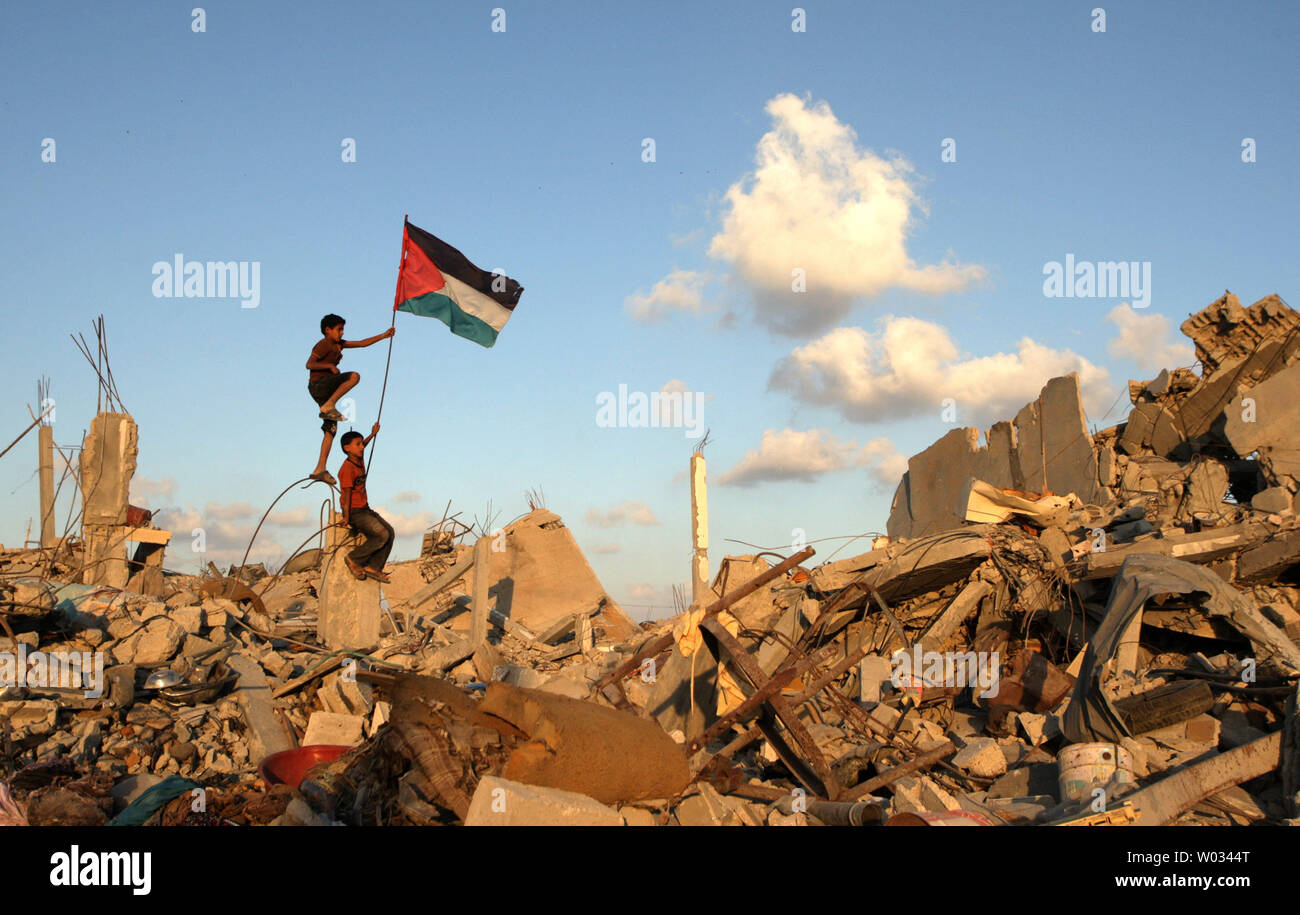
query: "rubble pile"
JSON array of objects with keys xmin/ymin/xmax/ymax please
[{"xmin": 4, "ymin": 290, "xmax": 1300, "ymax": 826}]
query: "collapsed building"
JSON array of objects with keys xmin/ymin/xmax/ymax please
[{"xmin": 2, "ymin": 291, "xmax": 1300, "ymax": 826}]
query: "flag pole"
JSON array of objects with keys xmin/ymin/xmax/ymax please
[{"xmin": 367, "ymin": 215, "xmax": 405, "ymax": 470}]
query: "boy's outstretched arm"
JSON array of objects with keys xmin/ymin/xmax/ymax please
[
  {"xmin": 363, "ymin": 422, "xmax": 380, "ymax": 445},
  {"xmin": 343, "ymin": 327, "xmax": 396, "ymax": 348}
]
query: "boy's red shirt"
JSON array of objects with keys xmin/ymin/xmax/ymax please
[{"xmin": 338, "ymin": 455, "xmax": 368, "ymax": 510}]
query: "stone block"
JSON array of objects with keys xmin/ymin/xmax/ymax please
[
  {"xmin": 301, "ymin": 711, "xmax": 365, "ymax": 747},
  {"xmin": 464, "ymin": 775, "xmax": 622, "ymax": 826}
]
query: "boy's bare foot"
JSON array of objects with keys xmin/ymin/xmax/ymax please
[
  {"xmin": 365, "ymin": 568, "xmax": 391, "ymax": 583},
  {"xmin": 345, "ymin": 556, "xmax": 366, "ymax": 580},
  {"xmin": 309, "ymin": 470, "xmax": 337, "ymax": 486}
]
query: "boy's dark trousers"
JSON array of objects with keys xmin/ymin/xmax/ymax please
[{"xmin": 347, "ymin": 507, "xmax": 394, "ymax": 570}]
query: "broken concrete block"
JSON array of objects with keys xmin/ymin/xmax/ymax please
[
  {"xmin": 79, "ymin": 412, "xmax": 138, "ymax": 526},
  {"xmin": 1018, "ymin": 712, "xmax": 1061, "ymax": 747},
  {"xmin": 302, "ymin": 711, "xmax": 365, "ymax": 747},
  {"xmin": 170, "ymin": 605, "xmax": 204, "ymax": 635},
  {"xmin": 0, "ymin": 699, "xmax": 58, "ymax": 736},
  {"xmin": 1252, "ymin": 486, "xmax": 1294, "ymax": 514},
  {"xmin": 675, "ymin": 783, "xmax": 738, "ymax": 827},
  {"xmin": 620, "ymin": 806, "xmax": 657, "ymax": 826},
  {"xmin": 1185, "ymin": 461, "xmax": 1230, "ymax": 516},
  {"xmin": 768, "ymin": 809, "xmax": 809, "ymax": 826},
  {"xmin": 918, "ymin": 775, "xmax": 961, "ymax": 811},
  {"xmin": 1225, "ymin": 361, "xmax": 1300, "ymax": 456},
  {"xmin": 953, "ymin": 737, "xmax": 1008, "ymax": 778},
  {"xmin": 1117, "ymin": 402, "xmax": 1159, "ymax": 455},
  {"xmin": 858, "ymin": 655, "xmax": 892, "ymax": 703},
  {"xmin": 227, "ymin": 654, "xmax": 293, "ymax": 763},
  {"xmin": 318, "ymin": 543, "xmax": 382, "ymax": 651},
  {"xmin": 464, "ymin": 776, "xmax": 623, "ymax": 826},
  {"xmin": 114, "ymin": 618, "xmax": 184, "ymax": 666}
]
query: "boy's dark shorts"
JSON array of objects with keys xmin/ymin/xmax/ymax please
[{"xmin": 309, "ymin": 373, "xmax": 354, "ymax": 434}]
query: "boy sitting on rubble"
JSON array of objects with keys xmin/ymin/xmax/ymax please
[
  {"xmin": 337, "ymin": 424, "xmax": 394, "ymax": 583},
  {"xmin": 306, "ymin": 313, "xmax": 395, "ymax": 485}
]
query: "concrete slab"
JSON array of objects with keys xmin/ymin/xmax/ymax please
[{"xmin": 464, "ymin": 776, "xmax": 623, "ymax": 826}]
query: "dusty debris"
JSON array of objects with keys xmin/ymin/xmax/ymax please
[{"xmin": 7, "ymin": 290, "xmax": 1300, "ymax": 826}]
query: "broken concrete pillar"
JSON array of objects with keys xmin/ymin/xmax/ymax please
[
  {"xmin": 79, "ymin": 412, "xmax": 137, "ymax": 526},
  {"xmin": 690, "ymin": 451, "xmax": 709, "ymax": 606},
  {"xmin": 38, "ymin": 424, "xmax": 54, "ymax": 547},
  {"xmin": 470, "ymin": 535, "xmax": 492, "ymax": 648},
  {"xmin": 318, "ymin": 509, "xmax": 382, "ymax": 651},
  {"xmin": 81, "ymin": 524, "xmax": 130, "ymax": 587}
]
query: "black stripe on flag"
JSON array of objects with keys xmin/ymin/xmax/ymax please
[{"xmin": 405, "ymin": 220, "xmax": 523, "ymax": 310}]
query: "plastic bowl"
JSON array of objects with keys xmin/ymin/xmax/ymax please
[{"xmin": 258, "ymin": 745, "xmax": 350, "ymax": 788}]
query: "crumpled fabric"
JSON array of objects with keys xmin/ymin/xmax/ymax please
[
  {"xmin": 0, "ymin": 783, "xmax": 28, "ymax": 826},
  {"xmin": 1063, "ymin": 552, "xmax": 1300, "ymax": 742},
  {"xmin": 674, "ymin": 609, "xmax": 748, "ymax": 716}
]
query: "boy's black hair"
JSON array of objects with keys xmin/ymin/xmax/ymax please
[
  {"xmin": 321, "ymin": 313, "xmax": 345, "ymax": 334},
  {"xmin": 339, "ymin": 431, "xmax": 363, "ymax": 451}
]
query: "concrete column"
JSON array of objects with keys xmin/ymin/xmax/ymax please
[
  {"xmin": 318, "ymin": 508, "xmax": 381, "ymax": 651},
  {"xmin": 690, "ymin": 452, "xmax": 709, "ymax": 606},
  {"xmin": 82, "ymin": 524, "xmax": 130, "ymax": 587},
  {"xmin": 470, "ymin": 535, "xmax": 492, "ymax": 648},
  {"xmin": 38, "ymin": 425, "xmax": 54, "ymax": 547}
]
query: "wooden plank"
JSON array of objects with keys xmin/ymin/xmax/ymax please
[{"xmin": 123, "ymin": 527, "xmax": 172, "ymax": 545}]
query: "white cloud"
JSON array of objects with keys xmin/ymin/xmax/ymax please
[
  {"xmin": 1106, "ymin": 304, "xmax": 1193, "ymax": 372},
  {"xmin": 203, "ymin": 501, "xmax": 257, "ymax": 522},
  {"xmin": 717, "ymin": 428, "xmax": 906, "ymax": 488},
  {"xmin": 152, "ymin": 507, "xmax": 285, "ymax": 571},
  {"xmin": 376, "ymin": 509, "xmax": 436, "ymax": 538},
  {"xmin": 130, "ymin": 476, "xmax": 175, "ymax": 505},
  {"xmin": 770, "ymin": 316, "xmax": 1113, "ymax": 426},
  {"xmin": 391, "ymin": 490, "xmax": 421, "ymax": 504},
  {"xmin": 586, "ymin": 501, "xmax": 660, "ymax": 528},
  {"xmin": 268, "ymin": 506, "xmax": 313, "ymax": 526},
  {"xmin": 626, "ymin": 582, "xmax": 658, "ymax": 602},
  {"xmin": 624, "ymin": 269, "xmax": 712, "ymax": 322},
  {"xmin": 590, "ymin": 543, "xmax": 622, "ymax": 554},
  {"xmin": 708, "ymin": 93, "xmax": 985, "ymax": 334}
]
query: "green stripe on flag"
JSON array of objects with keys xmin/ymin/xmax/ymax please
[{"xmin": 397, "ymin": 291, "xmax": 500, "ymax": 348}]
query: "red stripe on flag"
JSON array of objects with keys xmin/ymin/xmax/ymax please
[{"xmin": 394, "ymin": 225, "xmax": 446, "ymax": 308}]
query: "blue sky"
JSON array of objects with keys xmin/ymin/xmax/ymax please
[{"xmin": 2, "ymin": 1, "xmax": 1297, "ymax": 619}]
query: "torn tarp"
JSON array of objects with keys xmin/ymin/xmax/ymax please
[{"xmin": 1064, "ymin": 553, "xmax": 1300, "ymax": 743}]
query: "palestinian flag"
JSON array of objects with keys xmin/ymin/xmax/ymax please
[{"xmin": 393, "ymin": 219, "xmax": 524, "ymax": 348}]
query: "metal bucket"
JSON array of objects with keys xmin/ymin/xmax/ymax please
[{"xmin": 1057, "ymin": 742, "xmax": 1135, "ymax": 801}]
